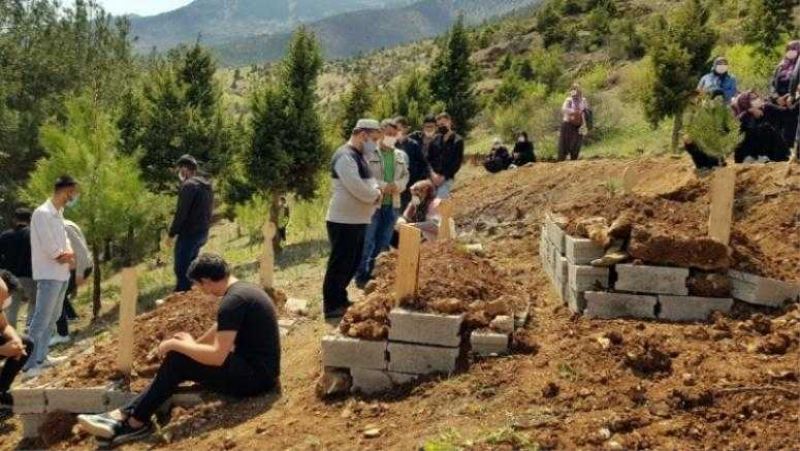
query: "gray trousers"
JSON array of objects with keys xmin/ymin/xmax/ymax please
[{"xmin": 5, "ymin": 277, "xmax": 37, "ymax": 332}]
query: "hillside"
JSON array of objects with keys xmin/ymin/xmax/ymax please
[
  {"xmin": 211, "ymin": 0, "xmax": 540, "ymax": 65},
  {"xmin": 129, "ymin": 0, "xmax": 414, "ymax": 52}
]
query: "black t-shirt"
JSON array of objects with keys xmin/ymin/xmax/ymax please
[{"xmin": 217, "ymin": 281, "xmax": 281, "ymax": 380}]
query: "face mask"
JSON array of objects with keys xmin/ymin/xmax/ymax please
[
  {"xmin": 179, "ymin": 172, "xmax": 188, "ymax": 182},
  {"xmin": 1, "ymin": 296, "xmax": 10, "ymax": 310},
  {"xmin": 752, "ymin": 98, "xmax": 764, "ymax": 109},
  {"xmin": 518, "ymin": 137, "xmax": 525, "ymax": 143},
  {"xmin": 363, "ymin": 139, "xmax": 378, "ymax": 153},
  {"xmin": 570, "ymin": 91, "xmax": 578, "ymax": 97},
  {"xmin": 410, "ymin": 195, "xmax": 421, "ymax": 206},
  {"xmin": 788, "ymin": 50, "xmax": 799, "ymax": 60},
  {"xmin": 715, "ymin": 65, "xmax": 728, "ymax": 74},
  {"xmin": 438, "ymin": 125, "xmax": 449, "ymax": 134},
  {"xmin": 67, "ymin": 194, "xmax": 80, "ymax": 208},
  {"xmin": 424, "ymin": 130, "xmax": 435, "ymax": 138},
  {"xmin": 383, "ymin": 136, "xmax": 398, "ymax": 148}
]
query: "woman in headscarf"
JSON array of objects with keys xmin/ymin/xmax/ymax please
[
  {"xmin": 697, "ymin": 57, "xmax": 738, "ymax": 103},
  {"xmin": 483, "ymin": 138, "xmax": 511, "ymax": 173},
  {"xmin": 733, "ymin": 91, "xmax": 791, "ymax": 163},
  {"xmin": 558, "ymin": 84, "xmax": 590, "ymax": 161},
  {"xmin": 771, "ymin": 41, "xmax": 800, "ymax": 98},
  {"xmin": 396, "ymin": 179, "xmax": 440, "ymax": 241},
  {"xmin": 512, "ymin": 131, "xmax": 536, "ymax": 166}
]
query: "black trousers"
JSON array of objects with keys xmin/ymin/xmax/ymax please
[
  {"xmin": 126, "ymin": 352, "xmax": 276, "ymax": 423},
  {"xmin": 322, "ymin": 221, "xmax": 366, "ymax": 314},
  {"xmin": 56, "ymin": 271, "xmax": 78, "ymax": 337},
  {"xmin": 0, "ymin": 335, "xmax": 34, "ymax": 393}
]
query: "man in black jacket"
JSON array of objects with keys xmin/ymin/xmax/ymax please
[
  {"xmin": 394, "ymin": 116, "xmax": 431, "ymax": 212},
  {"xmin": 0, "ymin": 208, "xmax": 36, "ymax": 330},
  {"xmin": 428, "ymin": 112, "xmax": 465, "ymax": 199},
  {"xmin": 169, "ymin": 155, "xmax": 214, "ymax": 292}
]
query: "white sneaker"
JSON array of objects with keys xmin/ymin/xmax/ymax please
[
  {"xmin": 21, "ymin": 367, "xmax": 43, "ymax": 382},
  {"xmin": 49, "ymin": 334, "xmax": 71, "ymax": 346},
  {"xmin": 41, "ymin": 355, "xmax": 68, "ymax": 368}
]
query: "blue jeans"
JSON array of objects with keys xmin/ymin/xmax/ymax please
[
  {"xmin": 174, "ymin": 229, "xmax": 208, "ymax": 292},
  {"xmin": 356, "ymin": 205, "xmax": 398, "ymax": 285},
  {"xmin": 24, "ymin": 279, "xmax": 68, "ymax": 370}
]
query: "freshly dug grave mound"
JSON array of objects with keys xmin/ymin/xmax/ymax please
[
  {"xmin": 627, "ymin": 226, "xmax": 730, "ymax": 271},
  {"xmin": 340, "ymin": 242, "xmax": 528, "ymax": 340},
  {"xmin": 36, "ymin": 289, "xmax": 218, "ymax": 390}
]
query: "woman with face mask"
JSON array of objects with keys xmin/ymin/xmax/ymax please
[
  {"xmin": 558, "ymin": 84, "xmax": 590, "ymax": 161},
  {"xmin": 733, "ymin": 91, "xmax": 792, "ymax": 163},
  {"xmin": 396, "ymin": 180, "xmax": 440, "ymax": 241},
  {"xmin": 771, "ymin": 41, "xmax": 800, "ymax": 98},
  {"xmin": 697, "ymin": 57, "xmax": 738, "ymax": 103}
]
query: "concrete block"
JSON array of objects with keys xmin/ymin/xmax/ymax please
[
  {"xmin": 568, "ymin": 264, "xmax": 610, "ymax": 292},
  {"xmin": 547, "ymin": 221, "xmax": 566, "ymax": 254},
  {"xmin": 106, "ymin": 391, "xmax": 137, "ymax": 410},
  {"xmin": 350, "ymin": 369, "xmax": 418, "ymax": 395},
  {"xmin": 549, "ymin": 244, "xmax": 560, "ymax": 279},
  {"xmin": 565, "ymin": 235, "xmax": 605, "ymax": 264},
  {"xmin": 46, "ymin": 388, "xmax": 108, "ymax": 413},
  {"xmin": 658, "ymin": 296, "xmax": 734, "ymax": 322},
  {"xmin": 285, "ymin": 298, "xmax": 310, "ymax": 316},
  {"xmin": 729, "ymin": 270, "xmax": 800, "ymax": 307},
  {"xmin": 387, "ymin": 343, "xmax": 460, "ymax": 375},
  {"xmin": 388, "ymin": 309, "xmax": 463, "ymax": 347},
  {"xmin": 20, "ymin": 413, "xmax": 46, "ymax": 438},
  {"xmin": 11, "ymin": 388, "xmax": 46, "ymax": 414},
  {"xmin": 490, "ymin": 315, "xmax": 514, "ymax": 334},
  {"xmin": 615, "ymin": 264, "xmax": 689, "ymax": 295},
  {"xmin": 567, "ymin": 289, "xmax": 585, "ymax": 314},
  {"xmin": 321, "ymin": 335, "xmax": 388, "ymax": 370},
  {"xmin": 584, "ymin": 291, "xmax": 657, "ymax": 319},
  {"xmin": 470, "ymin": 331, "xmax": 509, "ymax": 356}
]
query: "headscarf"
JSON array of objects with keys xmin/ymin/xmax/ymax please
[
  {"xmin": 409, "ymin": 180, "xmax": 436, "ymax": 223},
  {"xmin": 776, "ymin": 41, "xmax": 800, "ymax": 81},
  {"xmin": 734, "ymin": 91, "xmax": 759, "ymax": 120}
]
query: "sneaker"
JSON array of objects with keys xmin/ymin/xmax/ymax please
[
  {"xmin": 41, "ymin": 355, "xmax": 68, "ymax": 368},
  {"xmin": 110, "ymin": 420, "xmax": 154, "ymax": 446},
  {"xmin": 323, "ymin": 306, "xmax": 350, "ymax": 320},
  {"xmin": 21, "ymin": 367, "xmax": 43, "ymax": 382},
  {"xmin": 77, "ymin": 413, "xmax": 121, "ymax": 439},
  {"xmin": 49, "ymin": 334, "xmax": 71, "ymax": 346}
]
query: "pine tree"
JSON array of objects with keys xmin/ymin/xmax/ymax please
[
  {"xmin": 642, "ymin": 0, "xmax": 716, "ymax": 150},
  {"xmin": 339, "ymin": 67, "xmax": 374, "ymax": 140},
  {"xmin": 180, "ymin": 43, "xmax": 219, "ymax": 116},
  {"xmin": 743, "ymin": 0, "xmax": 795, "ymax": 55},
  {"xmin": 245, "ymin": 27, "xmax": 325, "ymax": 255},
  {"xmin": 429, "ymin": 16, "xmax": 479, "ymax": 136},
  {"xmin": 24, "ymin": 94, "xmax": 162, "ymax": 318},
  {"xmin": 536, "ymin": 4, "xmax": 563, "ymax": 48}
]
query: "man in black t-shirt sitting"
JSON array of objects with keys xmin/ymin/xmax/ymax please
[{"xmin": 78, "ymin": 254, "xmax": 281, "ymax": 446}]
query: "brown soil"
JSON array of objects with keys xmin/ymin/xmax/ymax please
[
  {"xmin": 340, "ymin": 242, "xmax": 528, "ymax": 340},
  {"xmin": 36, "ymin": 289, "xmax": 218, "ymax": 390},
  {"xmin": 2, "ymin": 158, "xmax": 798, "ymax": 451},
  {"xmin": 628, "ymin": 226, "xmax": 731, "ymax": 271}
]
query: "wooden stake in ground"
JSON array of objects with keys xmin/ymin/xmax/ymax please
[
  {"xmin": 260, "ymin": 221, "xmax": 277, "ymax": 289},
  {"xmin": 395, "ymin": 224, "xmax": 422, "ymax": 302},
  {"xmin": 438, "ymin": 199, "xmax": 456, "ymax": 241},
  {"xmin": 708, "ymin": 166, "xmax": 736, "ymax": 245},
  {"xmin": 117, "ymin": 267, "xmax": 137, "ymax": 376},
  {"xmin": 622, "ymin": 163, "xmax": 638, "ymax": 194}
]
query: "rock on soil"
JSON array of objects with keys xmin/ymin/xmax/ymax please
[
  {"xmin": 627, "ymin": 226, "xmax": 730, "ymax": 271},
  {"xmin": 38, "ymin": 410, "xmax": 77, "ymax": 447}
]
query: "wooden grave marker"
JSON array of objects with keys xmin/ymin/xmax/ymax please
[
  {"xmin": 395, "ymin": 224, "xmax": 422, "ymax": 302},
  {"xmin": 708, "ymin": 166, "xmax": 736, "ymax": 245},
  {"xmin": 438, "ymin": 199, "xmax": 456, "ymax": 241},
  {"xmin": 117, "ymin": 267, "xmax": 137, "ymax": 376},
  {"xmin": 260, "ymin": 221, "xmax": 277, "ymax": 289}
]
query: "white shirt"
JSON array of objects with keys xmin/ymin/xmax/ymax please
[{"xmin": 30, "ymin": 199, "xmax": 72, "ymax": 281}]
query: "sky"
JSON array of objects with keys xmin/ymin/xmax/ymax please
[{"xmin": 97, "ymin": 0, "xmax": 194, "ymax": 16}]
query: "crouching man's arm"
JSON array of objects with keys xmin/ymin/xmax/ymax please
[{"xmin": 158, "ymin": 327, "xmax": 235, "ymax": 367}]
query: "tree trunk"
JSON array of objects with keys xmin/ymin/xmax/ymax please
[
  {"xmin": 671, "ymin": 111, "xmax": 684, "ymax": 152},
  {"xmin": 92, "ymin": 247, "xmax": 102, "ymax": 319},
  {"xmin": 270, "ymin": 192, "xmax": 283, "ymax": 255}
]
